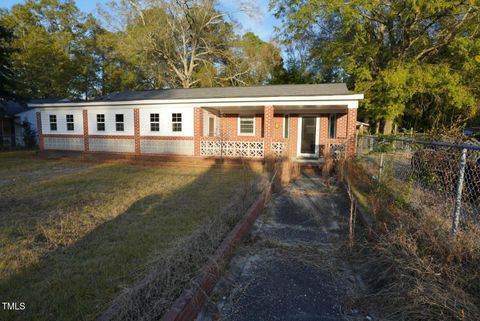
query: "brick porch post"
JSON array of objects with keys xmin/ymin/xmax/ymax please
[
  {"xmin": 346, "ymin": 107, "xmax": 357, "ymax": 157},
  {"xmin": 263, "ymin": 105, "xmax": 274, "ymax": 159},
  {"xmin": 36, "ymin": 111, "xmax": 44, "ymax": 151},
  {"xmin": 134, "ymin": 108, "xmax": 140, "ymax": 155},
  {"xmin": 194, "ymin": 107, "xmax": 203, "ymax": 156},
  {"xmin": 82, "ymin": 110, "xmax": 89, "ymax": 152},
  {"xmin": 288, "ymin": 114, "xmax": 298, "ymax": 159}
]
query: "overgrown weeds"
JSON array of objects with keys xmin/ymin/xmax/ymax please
[
  {"xmin": 98, "ymin": 174, "xmax": 268, "ymax": 321},
  {"xmin": 340, "ymin": 159, "xmax": 480, "ymax": 321}
]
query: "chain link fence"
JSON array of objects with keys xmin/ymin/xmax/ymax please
[{"xmin": 356, "ymin": 135, "xmax": 480, "ymax": 232}]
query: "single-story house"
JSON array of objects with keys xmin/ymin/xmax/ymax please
[{"xmin": 27, "ymin": 84, "xmax": 363, "ymax": 160}]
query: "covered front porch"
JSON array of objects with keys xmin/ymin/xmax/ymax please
[{"xmin": 194, "ymin": 104, "xmax": 357, "ymax": 160}]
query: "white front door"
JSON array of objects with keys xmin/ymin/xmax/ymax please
[{"xmin": 297, "ymin": 116, "xmax": 320, "ymax": 158}]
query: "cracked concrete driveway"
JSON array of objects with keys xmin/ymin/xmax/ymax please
[{"xmin": 198, "ymin": 169, "xmax": 370, "ymax": 321}]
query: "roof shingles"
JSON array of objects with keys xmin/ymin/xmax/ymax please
[{"xmin": 96, "ymin": 83, "xmax": 352, "ymax": 102}]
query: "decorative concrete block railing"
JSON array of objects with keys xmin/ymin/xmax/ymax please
[
  {"xmin": 271, "ymin": 142, "xmax": 287, "ymax": 158},
  {"xmin": 200, "ymin": 140, "xmax": 264, "ymax": 158}
]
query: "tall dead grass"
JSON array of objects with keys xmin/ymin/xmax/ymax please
[
  {"xmin": 98, "ymin": 175, "xmax": 268, "ymax": 321},
  {"xmin": 340, "ymin": 159, "xmax": 480, "ymax": 321}
]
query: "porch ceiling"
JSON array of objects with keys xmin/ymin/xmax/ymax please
[{"xmin": 205, "ymin": 105, "xmax": 349, "ymax": 115}]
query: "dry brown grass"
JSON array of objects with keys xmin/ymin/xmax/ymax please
[
  {"xmin": 340, "ymin": 159, "xmax": 480, "ymax": 321},
  {"xmin": 99, "ymin": 176, "xmax": 268, "ymax": 321},
  {"xmin": 0, "ymin": 151, "xmax": 264, "ymax": 321}
]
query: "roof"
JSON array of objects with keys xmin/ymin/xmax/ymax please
[
  {"xmin": 95, "ymin": 83, "xmax": 352, "ymax": 102},
  {"xmin": 29, "ymin": 98, "xmax": 70, "ymax": 104},
  {"xmin": 0, "ymin": 101, "xmax": 27, "ymax": 117}
]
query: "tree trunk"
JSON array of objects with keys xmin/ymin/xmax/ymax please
[
  {"xmin": 375, "ymin": 122, "xmax": 380, "ymax": 134},
  {"xmin": 383, "ymin": 119, "xmax": 393, "ymax": 135}
]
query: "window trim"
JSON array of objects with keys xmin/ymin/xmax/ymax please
[
  {"xmin": 96, "ymin": 114, "xmax": 105, "ymax": 131},
  {"xmin": 208, "ymin": 116, "xmax": 215, "ymax": 137},
  {"xmin": 115, "ymin": 114, "xmax": 124, "ymax": 132},
  {"xmin": 283, "ymin": 115, "xmax": 289, "ymax": 138},
  {"xmin": 237, "ymin": 115, "xmax": 256, "ymax": 136},
  {"xmin": 66, "ymin": 114, "xmax": 74, "ymax": 131},
  {"xmin": 150, "ymin": 113, "xmax": 160, "ymax": 132},
  {"xmin": 329, "ymin": 113, "xmax": 337, "ymax": 139},
  {"xmin": 172, "ymin": 113, "xmax": 182, "ymax": 132},
  {"xmin": 49, "ymin": 115, "xmax": 57, "ymax": 131}
]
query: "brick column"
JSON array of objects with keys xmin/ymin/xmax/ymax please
[
  {"xmin": 288, "ymin": 115, "xmax": 298, "ymax": 159},
  {"xmin": 82, "ymin": 110, "xmax": 89, "ymax": 152},
  {"xmin": 36, "ymin": 112, "xmax": 44, "ymax": 151},
  {"xmin": 264, "ymin": 105, "xmax": 274, "ymax": 159},
  {"xmin": 194, "ymin": 107, "xmax": 203, "ymax": 156},
  {"xmin": 134, "ymin": 108, "xmax": 141, "ymax": 155},
  {"xmin": 346, "ymin": 107, "xmax": 357, "ymax": 157}
]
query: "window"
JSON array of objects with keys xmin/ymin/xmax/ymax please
[
  {"xmin": 239, "ymin": 116, "xmax": 255, "ymax": 135},
  {"xmin": 283, "ymin": 115, "xmax": 289, "ymax": 138},
  {"xmin": 172, "ymin": 113, "xmax": 182, "ymax": 132},
  {"xmin": 66, "ymin": 114, "xmax": 74, "ymax": 131},
  {"xmin": 329, "ymin": 114, "xmax": 336, "ymax": 139},
  {"xmin": 49, "ymin": 115, "xmax": 57, "ymax": 131},
  {"xmin": 97, "ymin": 114, "xmax": 105, "ymax": 131},
  {"xmin": 150, "ymin": 113, "xmax": 160, "ymax": 132},
  {"xmin": 116, "ymin": 114, "xmax": 124, "ymax": 131},
  {"xmin": 208, "ymin": 116, "xmax": 215, "ymax": 137}
]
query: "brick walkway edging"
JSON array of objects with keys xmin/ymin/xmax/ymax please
[{"xmin": 160, "ymin": 178, "xmax": 274, "ymax": 321}]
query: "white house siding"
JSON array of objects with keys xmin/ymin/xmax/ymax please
[
  {"xmin": 140, "ymin": 139, "xmax": 194, "ymax": 155},
  {"xmin": 87, "ymin": 108, "xmax": 134, "ymax": 135},
  {"xmin": 89, "ymin": 138, "xmax": 135, "ymax": 153},
  {"xmin": 44, "ymin": 137, "xmax": 84, "ymax": 151},
  {"xmin": 139, "ymin": 106, "xmax": 194, "ymax": 137},
  {"xmin": 41, "ymin": 109, "xmax": 83, "ymax": 135}
]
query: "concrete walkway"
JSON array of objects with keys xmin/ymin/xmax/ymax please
[{"xmin": 198, "ymin": 170, "xmax": 369, "ymax": 321}]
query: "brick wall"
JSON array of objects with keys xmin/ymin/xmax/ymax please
[
  {"xmin": 219, "ymin": 113, "xmax": 264, "ymax": 141},
  {"xmin": 193, "ymin": 107, "xmax": 203, "ymax": 156},
  {"xmin": 36, "ymin": 112, "xmax": 44, "ymax": 150},
  {"xmin": 83, "ymin": 110, "xmax": 89, "ymax": 152},
  {"xmin": 346, "ymin": 108, "xmax": 357, "ymax": 157},
  {"xmin": 263, "ymin": 106, "xmax": 274, "ymax": 157},
  {"xmin": 134, "ymin": 108, "xmax": 140, "ymax": 155}
]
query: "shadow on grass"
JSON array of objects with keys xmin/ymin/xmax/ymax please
[{"xmin": 0, "ymin": 163, "xmax": 260, "ymax": 321}]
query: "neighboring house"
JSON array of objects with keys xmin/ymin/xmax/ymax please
[
  {"xmin": 27, "ymin": 84, "xmax": 363, "ymax": 160},
  {"xmin": 0, "ymin": 101, "xmax": 29, "ymax": 148},
  {"xmin": 356, "ymin": 121, "xmax": 370, "ymax": 135}
]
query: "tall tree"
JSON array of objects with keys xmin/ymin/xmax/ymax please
[
  {"xmin": 103, "ymin": 0, "xmax": 281, "ymax": 88},
  {"xmin": 272, "ymin": 0, "xmax": 480, "ymax": 133},
  {"xmin": 0, "ymin": 22, "xmax": 16, "ymax": 101},
  {"xmin": 0, "ymin": 0, "xmax": 103, "ymax": 100}
]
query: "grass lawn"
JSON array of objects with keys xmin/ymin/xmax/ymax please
[{"xmin": 0, "ymin": 151, "xmax": 260, "ymax": 321}]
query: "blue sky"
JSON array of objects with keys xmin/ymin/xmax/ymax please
[{"xmin": 0, "ymin": 0, "xmax": 279, "ymax": 42}]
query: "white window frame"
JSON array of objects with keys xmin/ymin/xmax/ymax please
[
  {"xmin": 172, "ymin": 113, "xmax": 182, "ymax": 132},
  {"xmin": 66, "ymin": 114, "xmax": 74, "ymax": 131},
  {"xmin": 115, "ymin": 114, "xmax": 124, "ymax": 132},
  {"xmin": 238, "ymin": 115, "xmax": 255, "ymax": 136},
  {"xmin": 329, "ymin": 113, "xmax": 337, "ymax": 139},
  {"xmin": 97, "ymin": 114, "xmax": 105, "ymax": 131},
  {"xmin": 283, "ymin": 114, "xmax": 289, "ymax": 138},
  {"xmin": 49, "ymin": 115, "xmax": 57, "ymax": 131},
  {"xmin": 208, "ymin": 116, "xmax": 216, "ymax": 137},
  {"xmin": 150, "ymin": 113, "xmax": 160, "ymax": 132}
]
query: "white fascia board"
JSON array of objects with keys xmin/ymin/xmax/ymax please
[{"xmin": 28, "ymin": 94, "xmax": 364, "ymax": 108}]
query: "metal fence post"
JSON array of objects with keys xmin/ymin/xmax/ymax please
[
  {"xmin": 379, "ymin": 152, "xmax": 384, "ymax": 183},
  {"xmin": 452, "ymin": 148, "xmax": 467, "ymax": 235}
]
